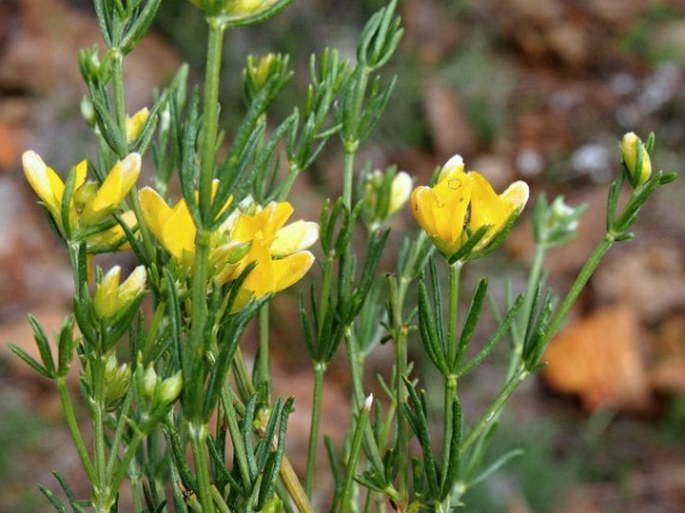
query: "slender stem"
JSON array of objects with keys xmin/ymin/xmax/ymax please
[
  {"xmin": 92, "ymin": 354, "xmax": 109, "ymax": 511},
  {"xmin": 56, "ymin": 378, "xmax": 96, "ymax": 481},
  {"xmin": 459, "ymin": 371, "xmax": 528, "ymax": 456},
  {"xmin": 258, "ymin": 304, "xmax": 271, "ymax": 400},
  {"xmin": 341, "ymin": 397, "xmax": 372, "ymax": 513},
  {"xmin": 507, "ymin": 243, "xmax": 546, "ymax": 380},
  {"xmin": 388, "ymin": 276, "xmax": 408, "ymax": 502},
  {"xmin": 105, "ymin": 386, "xmax": 134, "ymax": 477},
  {"xmin": 520, "ymin": 243, "xmax": 546, "ymax": 338},
  {"xmin": 544, "ymin": 235, "xmax": 614, "ymax": 345},
  {"xmin": 111, "ymin": 51, "xmax": 127, "ymax": 148},
  {"xmin": 342, "ymin": 150, "xmax": 356, "ymax": 209},
  {"xmin": 188, "ymin": 229, "xmax": 212, "ymax": 413},
  {"xmin": 188, "ymin": 422, "xmax": 216, "ymax": 513},
  {"xmin": 220, "ymin": 391, "xmax": 252, "ymax": 488},
  {"xmin": 441, "ymin": 373, "xmax": 457, "ymax": 485},
  {"xmin": 446, "ymin": 261, "xmax": 462, "ymax": 368},
  {"xmin": 304, "ymin": 361, "xmax": 327, "ymax": 497},
  {"xmin": 199, "ymin": 17, "xmax": 227, "ymax": 224},
  {"xmin": 280, "ymin": 454, "xmax": 317, "ymax": 513}
]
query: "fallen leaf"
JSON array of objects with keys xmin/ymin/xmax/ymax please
[{"xmin": 541, "ymin": 305, "xmax": 650, "ymax": 411}]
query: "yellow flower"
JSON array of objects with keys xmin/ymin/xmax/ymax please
[
  {"xmin": 79, "ymin": 153, "xmax": 141, "ymax": 226},
  {"xmin": 411, "ymin": 154, "xmax": 528, "ymax": 259},
  {"xmin": 411, "ymin": 156, "xmax": 474, "ymax": 257},
  {"xmin": 23, "ymin": 151, "xmax": 141, "ymax": 238},
  {"xmin": 223, "ymin": 0, "xmax": 276, "ymax": 15},
  {"xmin": 22, "ymin": 151, "xmax": 87, "ymax": 233},
  {"xmin": 93, "ymin": 265, "xmax": 147, "ymax": 319},
  {"xmin": 619, "ymin": 132, "xmax": 651, "ymax": 188},
  {"xmin": 468, "ymin": 172, "xmax": 529, "ymax": 250},
  {"xmin": 139, "ymin": 187, "xmax": 197, "ymax": 266},
  {"xmin": 230, "ymin": 201, "xmax": 318, "ymax": 298},
  {"xmin": 138, "ymin": 183, "xmax": 234, "ymax": 269},
  {"xmin": 126, "ymin": 108, "xmax": 150, "ymax": 143}
]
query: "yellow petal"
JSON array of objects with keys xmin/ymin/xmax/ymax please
[
  {"xmin": 272, "ymin": 251, "xmax": 315, "ymax": 292},
  {"xmin": 241, "ymin": 244, "xmax": 276, "ymax": 298},
  {"xmin": 139, "ymin": 187, "xmax": 171, "ymax": 243},
  {"xmin": 22, "ymin": 151, "xmax": 65, "ymax": 217},
  {"xmin": 468, "ymin": 171, "xmax": 511, "ymax": 233},
  {"xmin": 84, "ymin": 153, "xmax": 141, "ymax": 225},
  {"xmin": 162, "ymin": 199, "xmax": 196, "ymax": 263},
  {"xmin": 271, "ymin": 220, "xmax": 319, "ymax": 256},
  {"xmin": 126, "ymin": 108, "xmax": 150, "ymax": 142},
  {"xmin": 500, "ymin": 180, "xmax": 529, "ymax": 212},
  {"xmin": 437, "ymin": 154, "xmax": 465, "ymax": 183}
]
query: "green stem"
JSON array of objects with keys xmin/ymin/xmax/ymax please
[
  {"xmin": 544, "ymin": 234, "xmax": 614, "ymax": 345},
  {"xmin": 105, "ymin": 386, "xmax": 134, "ymax": 478},
  {"xmin": 446, "ymin": 261, "xmax": 462, "ymax": 368},
  {"xmin": 56, "ymin": 378, "xmax": 96, "ymax": 481},
  {"xmin": 341, "ymin": 397, "xmax": 372, "ymax": 513},
  {"xmin": 459, "ymin": 371, "xmax": 527, "ymax": 456},
  {"xmin": 92, "ymin": 354, "xmax": 110, "ymax": 512},
  {"xmin": 441, "ymin": 373, "xmax": 457, "ymax": 486},
  {"xmin": 507, "ymin": 243, "xmax": 546, "ymax": 380},
  {"xmin": 343, "ymin": 328, "xmax": 385, "ymax": 472},
  {"xmin": 199, "ymin": 17, "xmax": 227, "ymax": 224},
  {"xmin": 188, "ymin": 422, "xmax": 216, "ymax": 513},
  {"xmin": 258, "ymin": 304, "xmax": 271, "ymax": 401},
  {"xmin": 342, "ymin": 149, "xmax": 356, "ymax": 209},
  {"xmin": 188, "ymin": 229, "xmax": 212, "ymax": 413},
  {"xmin": 220, "ymin": 390, "xmax": 252, "ymax": 489},
  {"xmin": 111, "ymin": 51, "xmax": 128, "ymax": 147},
  {"xmin": 304, "ymin": 361, "xmax": 327, "ymax": 497},
  {"xmin": 521, "ymin": 243, "xmax": 546, "ymax": 337},
  {"xmin": 388, "ymin": 277, "xmax": 408, "ymax": 502}
]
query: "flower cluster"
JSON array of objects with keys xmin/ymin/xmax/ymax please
[
  {"xmin": 22, "ymin": 151, "xmax": 140, "ymax": 244},
  {"xmin": 139, "ymin": 188, "xmax": 318, "ymax": 298},
  {"xmin": 411, "ymin": 154, "xmax": 529, "ymax": 259},
  {"xmin": 23, "ymin": 150, "xmax": 318, "ymax": 303}
]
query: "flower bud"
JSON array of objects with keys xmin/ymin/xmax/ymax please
[
  {"xmin": 93, "ymin": 265, "xmax": 146, "ymax": 320},
  {"xmin": 533, "ymin": 195, "xmax": 587, "ymax": 248},
  {"xmin": 619, "ymin": 132, "xmax": 651, "ymax": 188},
  {"xmin": 159, "ymin": 371, "xmax": 183, "ymax": 404},
  {"xmin": 142, "ymin": 365, "xmax": 158, "ymax": 400},
  {"xmin": 362, "ymin": 166, "xmax": 412, "ymax": 229},
  {"xmin": 103, "ymin": 353, "xmax": 131, "ymax": 410},
  {"xmin": 126, "ymin": 107, "xmax": 150, "ymax": 143}
]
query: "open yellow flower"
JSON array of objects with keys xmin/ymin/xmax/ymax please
[
  {"xmin": 139, "ymin": 187, "xmax": 197, "ymax": 267},
  {"xmin": 229, "ymin": 201, "xmax": 318, "ymax": 298},
  {"xmin": 23, "ymin": 151, "xmax": 141, "ymax": 237},
  {"xmin": 138, "ymin": 183, "xmax": 236, "ymax": 270},
  {"xmin": 468, "ymin": 171, "xmax": 529, "ymax": 250},
  {"xmin": 411, "ymin": 154, "xmax": 529, "ymax": 259},
  {"xmin": 22, "ymin": 151, "xmax": 87, "ymax": 234},
  {"xmin": 411, "ymin": 155, "xmax": 474, "ymax": 257},
  {"xmin": 79, "ymin": 153, "xmax": 141, "ymax": 226}
]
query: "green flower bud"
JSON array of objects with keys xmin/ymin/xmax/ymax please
[
  {"xmin": 362, "ymin": 165, "xmax": 412, "ymax": 230},
  {"xmin": 159, "ymin": 371, "xmax": 183, "ymax": 404},
  {"xmin": 142, "ymin": 365, "xmax": 158, "ymax": 400},
  {"xmin": 93, "ymin": 266, "xmax": 146, "ymax": 320},
  {"xmin": 103, "ymin": 353, "xmax": 131, "ymax": 410},
  {"xmin": 619, "ymin": 132, "xmax": 652, "ymax": 188}
]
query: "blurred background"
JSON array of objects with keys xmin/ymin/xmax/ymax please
[{"xmin": 1, "ymin": 0, "xmax": 685, "ymax": 511}]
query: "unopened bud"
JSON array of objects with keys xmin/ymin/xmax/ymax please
[
  {"xmin": 159, "ymin": 371, "xmax": 183, "ymax": 404},
  {"xmin": 619, "ymin": 132, "xmax": 652, "ymax": 188}
]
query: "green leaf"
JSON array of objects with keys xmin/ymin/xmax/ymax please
[{"xmin": 8, "ymin": 344, "xmax": 52, "ymax": 379}]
